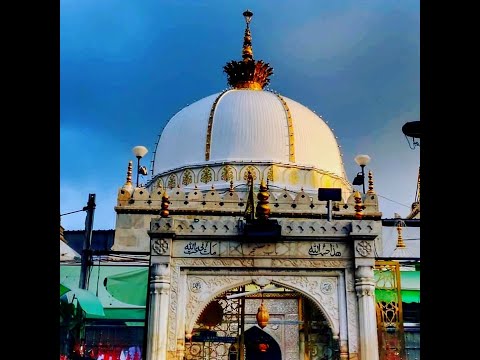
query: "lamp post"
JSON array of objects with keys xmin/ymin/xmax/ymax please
[
  {"xmin": 132, "ymin": 145, "xmax": 148, "ymax": 187},
  {"xmin": 353, "ymin": 154, "xmax": 371, "ymax": 194}
]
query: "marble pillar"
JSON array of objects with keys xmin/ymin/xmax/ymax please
[
  {"xmin": 338, "ymin": 271, "xmax": 349, "ymax": 360},
  {"xmin": 146, "ymin": 263, "xmax": 171, "ymax": 360},
  {"xmin": 355, "ymin": 265, "xmax": 379, "ymax": 360}
]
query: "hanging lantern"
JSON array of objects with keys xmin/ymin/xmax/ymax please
[
  {"xmin": 256, "ymin": 301, "xmax": 269, "ymax": 328},
  {"xmin": 258, "ymin": 343, "xmax": 269, "ymax": 352}
]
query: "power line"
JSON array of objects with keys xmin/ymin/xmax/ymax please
[
  {"xmin": 60, "ymin": 208, "xmax": 86, "ymax": 216},
  {"xmin": 376, "ymin": 194, "xmax": 411, "ymax": 208}
]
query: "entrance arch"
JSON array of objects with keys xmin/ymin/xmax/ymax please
[{"xmin": 184, "ymin": 280, "xmax": 340, "ymax": 360}]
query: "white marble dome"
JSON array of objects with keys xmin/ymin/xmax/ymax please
[{"xmin": 153, "ymin": 89, "xmax": 346, "ymax": 180}]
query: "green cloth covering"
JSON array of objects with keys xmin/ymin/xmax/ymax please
[
  {"xmin": 374, "ymin": 270, "xmax": 420, "ymax": 303},
  {"xmin": 104, "ymin": 268, "xmax": 148, "ymax": 306},
  {"xmin": 60, "ymin": 264, "xmax": 147, "ymax": 320}
]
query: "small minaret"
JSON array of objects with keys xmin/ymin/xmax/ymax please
[
  {"xmin": 256, "ymin": 178, "xmax": 271, "ymax": 221},
  {"xmin": 118, "ymin": 160, "xmax": 134, "ymax": 204}
]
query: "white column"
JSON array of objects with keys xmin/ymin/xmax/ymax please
[
  {"xmin": 355, "ymin": 265, "xmax": 379, "ymax": 360},
  {"xmin": 338, "ymin": 271, "xmax": 349, "ymax": 360},
  {"xmin": 146, "ymin": 263, "xmax": 171, "ymax": 360},
  {"xmin": 176, "ymin": 271, "xmax": 188, "ymax": 360}
]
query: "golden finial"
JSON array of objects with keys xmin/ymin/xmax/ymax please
[
  {"xmin": 353, "ymin": 191, "xmax": 363, "ymax": 219},
  {"xmin": 396, "ymin": 220, "xmax": 406, "ymax": 248},
  {"xmin": 161, "ymin": 191, "xmax": 170, "ymax": 218},
  {"xmin": 125, "ymin": 160, "xmax": 133, "ymax": 186},
  {"xmin": 229, "ymin": 180, "xmax": 234, "ymax": 192},
  {"xmin": 367, "ymin": 170, "xmax": 375, "ymax": 194},
  {"xmin": 223, "ymin": 10, "xmax": 274, "ymax": 90},
  {"xmin": 256, "ymin": 178, "xmax": 271, "ymax": 221},
  {"xmin": 256, "ymin": 300, "xmax": 269, "ymax": 329}
]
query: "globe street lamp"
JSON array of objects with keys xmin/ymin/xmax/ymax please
[
  {"xmin": 353, "ymin": 154, "xmax": 371, "ymax": 194},
  {"xmin": 132, "ymin": 145, "xmax": 148, "ymax": 187}
]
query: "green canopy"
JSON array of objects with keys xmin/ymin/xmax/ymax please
[
  {"xmin": 60, "ymin": 283, "xmax": 105, "ymax": 317},
  {"xmin": 104, "ymin": 268, "xmax": 148, "ymax": 306}
]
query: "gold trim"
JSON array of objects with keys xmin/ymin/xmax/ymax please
[
  {"xmin": 275, "ymin": 94, "xmax": 295, "ymax": 162},
  {"xmin": 205, "ymin": 90, "xmax": 229, "ymax": 161}
]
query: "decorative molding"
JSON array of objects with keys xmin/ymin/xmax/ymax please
[{"xmin": 272, "ymin": 259, "xmax": 349, "ymax": 268}]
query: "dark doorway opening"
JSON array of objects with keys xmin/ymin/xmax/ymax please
[{"xmin": 244, "ymin": 326, "xmax": 281, "ymax": 360}]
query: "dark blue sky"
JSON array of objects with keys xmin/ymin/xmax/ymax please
[{"xmin": 61, "ymin": 0, "xmax": 420, "ymax": 230}]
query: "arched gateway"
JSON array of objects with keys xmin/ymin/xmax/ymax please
[{"xmin": 112, "ymin": 9, "xmax": 383, "ymax": 360}]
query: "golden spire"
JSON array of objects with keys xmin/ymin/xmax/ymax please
[
  {"xmin": 367, "ymin": 170, "xmax": 375, "ymax": 194},
  {"xmin": 242, "ymin": 9, "xmax": 254, "ymax": 62},
  {"xmin": 396, "ymin": 220, "xmax": 406, "ymax": 248},
  {"xmin": 353, "ymin": 191, "xmax": 363, "ymax": 219},
  {"xmin": 125, "ymin": 160, "xmax": 133, "ymax": 186},
  {"xmin": 256, "ymin": 178, "xmax": 271, "ymax": 221},
  {"xmin": 223, "ymin": 10, "xmax": 274, "ymax": 90},
  {"xmin": 161, "ymin": 191, "xmax": 170, "ymax": 218}
]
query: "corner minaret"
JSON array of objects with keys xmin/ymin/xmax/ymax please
[{"xmin": 223, "ymin": 10, "xmax": 274, "ymax": 90}]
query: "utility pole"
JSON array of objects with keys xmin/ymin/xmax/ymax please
[{"xmin": 79, "ymin": 193, "xmax": 96, "ymax": 290}]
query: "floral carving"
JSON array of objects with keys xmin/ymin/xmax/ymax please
[
  {"xmin": 220, "ymin": 165, "xmax": 234, "ymax": 181},
  {"xmin": 167, "ymin": 174, "xmax": 177, "ymax": 189},
  {"xmin": 152, "ymin": 239, "xmax": 169, "ymax": 255},
  {"xmin": 156, "ymin": 178, "xmax": 164, "ymax": 189},
  {"xmin": 243, "ymin": 165, "xmax": 257, "ymax": 181},
  {"xmin": 355, "ymin": 240, "xmax": 372, "ymax": 257},
  {"xmin": 200, "ymin": 167, "xmax": 213, "ymax": 183},
  {"xmin": 267, "ymin": 166, "xmax": 274, "ymax": 182},
  {"xmin": 182, "ymin": 170, "xmax": 193, "ymax": 186}
]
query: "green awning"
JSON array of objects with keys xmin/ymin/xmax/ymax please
[
  {"xmin": 88, "ymin": 308, "xmax": 146, "ymax": 320},
  {"xmin": 61, "ymin": 283, "xmax": 105, "ymax": 317},
  {"xmin": 104, "ymin": 268, "xmax": 148, "ymax": 306}
]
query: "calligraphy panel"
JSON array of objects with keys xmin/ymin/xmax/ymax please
[{"xmin": 172, "ymin": 240, "xmax": 351, "ymax": 258}]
